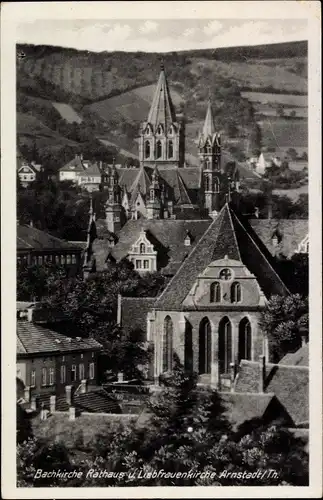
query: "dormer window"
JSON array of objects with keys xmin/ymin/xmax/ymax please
[
  {"xmin": 184, "ymin": 232, "xmax": 192, "ymax": 246},
  {"xmin": 157, "ymin": 125, "xmax": 163, "ymax": 135}
]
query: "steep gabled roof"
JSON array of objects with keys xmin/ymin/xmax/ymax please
[
  {"xmin": 108, "ymin": 219, "xmax": 211, "ymax": 274},
  {"xmin": 234, "ymin": 360, "xmax": 309, "ymax": 426},
  {"xmin": 154, "ymin": 203, "xmax": 290, "ymax": 310},
  {"xmin": 129, "ymin": 166, "xmax": 152, "ymax": 201},
  {"xmin": 79, "ymin": 162, "xmax": 102, "ymax": 177},
  {"xmin": 146, "ymin": 65, "xmax": 177, "ymax": 130},
  {"xmin": 59, "ymin": 156, "xmax": 86, "ymax": 173},
  {"xmin": 202, "ymin": 99, "xmax": 216, "ymax": 138}
]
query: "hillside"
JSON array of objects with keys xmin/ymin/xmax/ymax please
[{"xmin": 16, "ymin": 41, "xmax": 307, "ymax": 179}]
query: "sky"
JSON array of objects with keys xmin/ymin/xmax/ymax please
[{"xmin": 16, "ymin": 18, "xmax": 308, "ymax": 53}]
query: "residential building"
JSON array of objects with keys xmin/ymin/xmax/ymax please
[
  {"xmin": 17, "ymin": 223, "xmax": 83, "ymax": 269},
  {"xmin": 17, "ymin": 320, "xmax": 102, "ymax": 400},
  {"xmin": 59, "ymin": 154, "xmax": 90, "ymax": 183}
]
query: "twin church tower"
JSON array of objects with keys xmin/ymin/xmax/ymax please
[{"xmin": 104, "ymin": 63, "xmax": 239, "ymax": 233}]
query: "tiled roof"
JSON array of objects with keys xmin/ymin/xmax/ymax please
[
  {"xmin": 154, "ymin": 203, "xmax": 289, "ymax": 310},
  {"xmin": 220, "ymin": 392, "xmax": 289, "ymax": 429},
  {"xmin": 108, "ymin": 219, "xmax": 211, "ymax": 274},
  {"xmin": 250, "ymin": 219, "xmax": 308, "ymax": 258},
  {"xmin": 79, "ymin": 162, "xmax": 102, "ymax": 177},
  {"xmin": 17, "ymin": 225, "xmax": 81, "ymax": 252},
  {"xmin": 119, "ymin": 297, "xmax": 156, "ymax": 338},
  {"xmin": 59, "ymin": 156, "xmax": 87, "ymax": 173},
  {"xmin": 234, "ymin": 360, "xmax": 309, "ymax": 426},
  {"xmin": 17, "ymin": 322, "xmax": 102, "ymax": 355},
  {"xmin": 36, "ymin": 388, "xmax": 122, "ymax": 414},
  {"xmin": 279, "ymin": 344, "xmax": 309, "ymax": 366}
]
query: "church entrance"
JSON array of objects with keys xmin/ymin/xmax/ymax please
[
  {"xmin": 218, "ymin": 317, "xmax": 232, "ymax": 374},
  {"xmin": 199, "ymin": 318, "xmax": 211, "ymax": 374}
]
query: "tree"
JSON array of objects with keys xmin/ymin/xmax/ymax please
[
  {"xmin": 76, "ymin": 362, "xmax": 308, "ymax": 486},
  {"xmin": 260, "ymin": 294, "xmax": 308, "ymax": 362},
  {"xmin": 17, "ymin": 262, "xmax": 69, "ymax": 301},
  {"xmin": 17, "ymin": 404, "xmax": 33, "ymax": 445}
]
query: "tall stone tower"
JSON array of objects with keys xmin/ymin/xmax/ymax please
[
  {"xmin": 139, "ymin": 63, "xmax": 185, "ymax": 168},
  {"xmin": 105, "ymin": 163, "xmax": 123, "ymax": 234}
]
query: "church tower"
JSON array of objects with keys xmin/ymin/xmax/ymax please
[
  {"xmin": 146, "ymin": 165, "xmax": 162, "ymax": 219},
  {"xmin": 139, "ymin": 63, "xmax": 185, "ymax": 168},
  {"xmin": 198, "ymin": 99, "xmax": 222, "ymax": 213},
  {"xmin": 105, "ymin": 162, "xmax": 123, "ymax": 234}
]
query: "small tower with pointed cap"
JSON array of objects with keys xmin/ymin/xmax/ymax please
[
  {"xmin": 105, "ymin": 162, "xmax": 123, "ymax": 234},
  {"xmin": 146, "ymin": 165, "xmax": 162, "ymax": 219},
  {"xmin": 83, "ymin": 195, "xmax": 97, "ymax": 279},
  {"xmin": 139, "ymin": 63, "xmax": 185, "ymax": 168}
]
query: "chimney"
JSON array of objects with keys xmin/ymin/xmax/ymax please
[
  {"xmin": 254, "ymin": 206, "xmax": 259, "ymax": 218},
  {"xmin": 80, "ymin": 379, "xmax": 87, "ymax": 394},
  {"xmin": 29, "ymin": 220, "xmax": 33, "ymax": 228},
  {"xmin": 50, "ymin": 395, "xmax": 56, "ymax": 413},
  {"xmin": 80, "ymin": 153, "xmax": 83, "ymax": 161},
  {"xmin": 259, "ymin": 355, "xmax": 266, "ymax": 393},
  {"xmin": 117, "ymin": 372, "xmax": 124, "ymax": 383},
  {"xmin": 65, "ymin": 385, "xmax": 72, "ymax": 405},
  {"xmin": 27, "ymin": 308, "xmax": 33, "ymax": 323}
]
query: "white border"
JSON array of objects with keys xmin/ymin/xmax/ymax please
[{"xmin": 1, "ymin": 2, "xmax": 322, "ymax": 498}]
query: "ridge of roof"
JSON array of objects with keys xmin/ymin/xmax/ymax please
[{"xmin": 230, "ymin": 209, "xmax": 290, "ymax": 295}]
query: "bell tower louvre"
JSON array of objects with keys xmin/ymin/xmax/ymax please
[{"xmin": 139, "ymin": 63, "xmax": 185, "ymax": 168}]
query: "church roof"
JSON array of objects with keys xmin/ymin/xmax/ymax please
[
  {"xmin": 109, "ymin": 219, "xmax": 211, "ymax": 275},
  {"xmin": 146, "ymin": 65, "xmax": 177, "ymax": 130},
  {"xmin": 154, "ymin": 203, "xmax": 290, "ymax": 310},
  {"xmin": 202, "ymin": 99, "xmax": 216, "ymax": 138}
]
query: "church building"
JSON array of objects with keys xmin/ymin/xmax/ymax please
[{"xmin": 116, "ymin": 201, "xmax": 308, "ymax": 390}]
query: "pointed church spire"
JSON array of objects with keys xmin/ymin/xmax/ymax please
[
  {"xmin": 147, "ymin": 64, "xmax": 176, "ymax": 130},
  {"xmin": 202, "ymin": 98, "xmax": 216, "ymax": 138}
]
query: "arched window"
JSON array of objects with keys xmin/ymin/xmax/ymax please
[
  {"xmin": 205, "ymin": 159, "xmax": 210, "ymax": 170},
  {"xmin": 210, "ymin": 282, "xmax": 221, "ymax": 303},
  {"xmin": 156, "ymin": 140, "xmax": 162, "ymax": 159},
  {"xmin": 163, "ymin": 316, "xmax": 173, "ymax": 372},
  {"xmin": 205, "ymin": 175, "xmax": 210, "ymax": 191},
  {"xmin": 214, "ymin": 176, "xmax": 220, "ymax": 193},
  {"xmin": 157, "ymin": 125, "xmax": 163, "ymax": 135},
  {"xmin": 168, "ymin": 140, "xmax": 174, "ymax": 159},
  {"xmin": 139, "ymin": 243, "xmax": 145, "ymax": 254},
  {"xmin": 218, "ymin": 317, "xmax": 232, "ymax": 374},
  {"xmin": 199, "ymin": 317, "xmax": 211, "ymax": 374},
  {"xmin": 230, "ymin": 282, "xmax": 241, "ymax": 303},
  {"xmin": 238, "ymin": 318, "xmax": 252, "ymax": 362},
  {"xmin": 145, "ymin": 140, "xmax": 150, "ymax": 159}
]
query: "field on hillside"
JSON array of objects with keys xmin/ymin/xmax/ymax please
[
  {"xmin": 259, "ymin": 118, "xmax": 307, "ymax": 149},
  {"xmin": 52, "ymin": 102, "xmax": 83, "ymax": 124},
  {"xmin": 17, "ymin": 112, "xmax": 78, "ymax": 149},
  {"xmin": 241, "ymin": 92, "xmax": 307, "ymax": 107},
  {"xmin": 192, "ymin": 59, "xmax": 307, "ymax": 94},
  {"xmin": 84, "ymin": 84, "xmax": 183, "ymax": 123}
]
